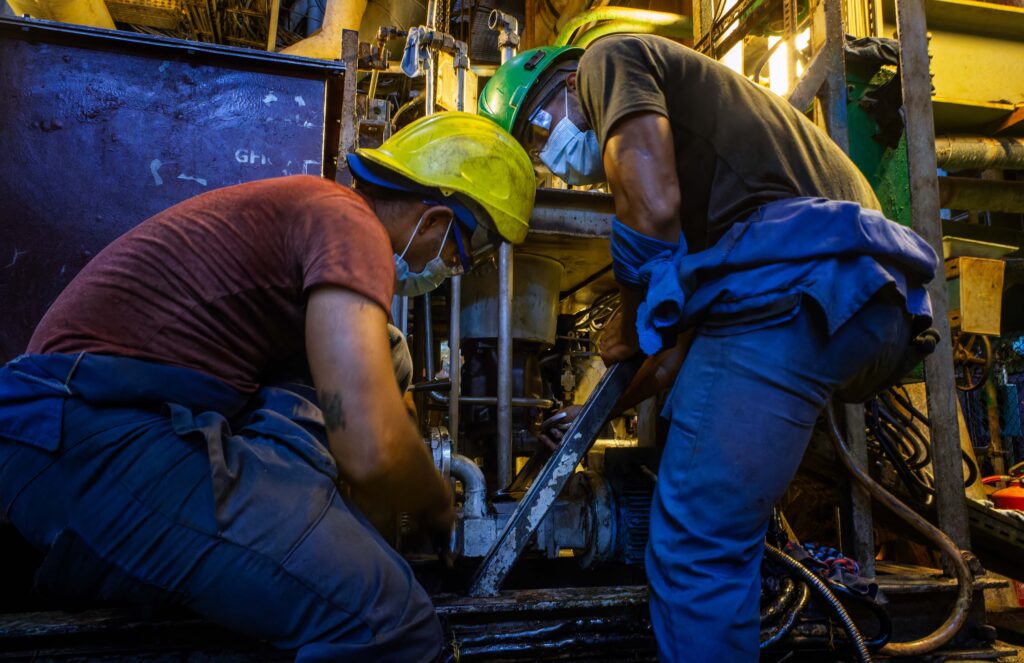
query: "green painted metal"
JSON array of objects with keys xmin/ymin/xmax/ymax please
[{"xmin": 846, "ymin": 64, "xmax": 914, "ymax": 228}]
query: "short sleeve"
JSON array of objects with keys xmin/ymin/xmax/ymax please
[
  {"xmin": 577, "ymin": 35, "xmax": 672, "ymax": 147},
  {"xmin": 290, "ymin": 183, "xmax": 395, "ymax": 313}
]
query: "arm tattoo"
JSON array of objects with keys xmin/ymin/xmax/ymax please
[{"xmin": 321, "ymin": 391, "xmax": 347, "ymax": 432}]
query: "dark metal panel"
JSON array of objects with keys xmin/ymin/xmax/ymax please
[{"xmin": 0, "ymin": 17, "xmax": 346, "ymax": 361}]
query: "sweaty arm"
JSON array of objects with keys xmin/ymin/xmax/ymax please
[
  {"xmin": 306, "ymin": 286, "xmax": 451, "ymax": 517},
  {"xmin": 600, "ymin": 113, "xmax": 689, "ymax": 396},
  {"xmin": 598, "ymin": 112, "xmax": 684, "ymax": 368}
]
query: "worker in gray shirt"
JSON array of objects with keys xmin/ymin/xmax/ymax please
[{"xmin": 482, "ymin": 34, "xmax": 937, "ymax": 661}]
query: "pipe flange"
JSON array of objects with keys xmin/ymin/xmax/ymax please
[{"xmin": 428, "ymin": 426, "xmax": 452, "ymax": 481}]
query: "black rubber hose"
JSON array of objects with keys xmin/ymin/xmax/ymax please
[
  {"xmin": 760, "ymin": 576, "xmax": 797, "ymax": 623},
  {"xmin": 826, "ymin": 403, "xmax": 974, "ymax": 656},
  {"xmin": 759, "ymin": 581, "xmax": 811, "ymax": 649},
  {"xmin": 869, "ymin": 414, "xmax": 934, "ymax": 501},
  {"xmin": 827, "ymin": 581, "xmax": 893, "ymax": 650},
  {"xmin": 763, "ymin": 544, "xmax": 872, "ymax": 663}
]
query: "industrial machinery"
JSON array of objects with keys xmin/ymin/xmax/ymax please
[{"xmin": 2, "ymin": 0, "xmax": 1023, "ymax": 657}]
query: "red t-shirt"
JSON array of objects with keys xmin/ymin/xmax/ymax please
[{"xmin": 28, "ymin": 176, "xmax": 395, "ymax": 394}]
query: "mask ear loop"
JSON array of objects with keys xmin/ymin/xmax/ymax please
[
  {"xmin": 433, "ymin": 217, "xmax": 454, "ymax": 262},
  {"xmin": 563, "ymin": 85, "xmax": 569, "ymax": 122},
  {"xmin": 397, "ymin": 211, "xmax": 430, "ymax": 261}
]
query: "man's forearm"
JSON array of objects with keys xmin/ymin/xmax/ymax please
[{"xmin": 611, "ymin": 329, "xmax": 694, "ymax": 417}]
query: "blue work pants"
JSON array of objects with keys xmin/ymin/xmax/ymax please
[
  {"xmin": 0, "ymin": 358, "xmax": 442, "ymax": 662},
  {"xmin": 646, "ymin": 293, "xmax": 911, "ymax": 661}
]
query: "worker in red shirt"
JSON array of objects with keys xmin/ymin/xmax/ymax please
[{"xmin": 0, "ymin": 112, "xmax": 535, "ymax": 662}]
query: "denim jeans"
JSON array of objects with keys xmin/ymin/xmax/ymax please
[
  {"xmin": 646, "ymin": 293, "xmax": 911, "ymax": 661},
  {"xmin": 0, "ymin": 356, "xmax": 442, "ymax": 663}
]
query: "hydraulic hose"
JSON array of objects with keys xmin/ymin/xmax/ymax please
[
  {"xmin": 760, "ymin": 581, "xmax": 811, "ymax": 649},
  {"xmin": 828, "ymin": 581, "xmax": 893, "ymax": 650},
  {"xmin": 761, "ymin": 576, "xmax": 797, "ymax": 623},
  {"xmin": 553, "ymin": 8, "xmax": 693, "ymax": 46},
  {"xmin": 826, "ymin": 403, "xmax": 974, "ymax": 657},
  {"xmin": 764, "ymin": 544, "xmax": 872, "ymax": 663}
]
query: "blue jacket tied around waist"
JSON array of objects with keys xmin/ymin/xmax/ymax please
[{"xmin": 624, "ymin": 197, "xmax": 939, "ymax": 354}]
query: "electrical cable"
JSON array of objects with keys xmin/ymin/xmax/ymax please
[
  {"xmin": 763, "ymin": 544, "xmax": 872, "ymax": 662},
  {"xmin": 826, "ymin": 581, "xmax": 892, "ymax": 651},
  {"xmin": 761, "ymin": 576, "xmax": 797, "ymax": 623},
  {"xmin": 759, "ymin": 581, "xmax": 811, "ymax": 649},
  {"xmin": 826, "ymin": 403, "xmax": 975, "ymax": 657}
]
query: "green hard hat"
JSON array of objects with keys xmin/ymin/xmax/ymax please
[{"xmin": 478, "ymin": 45, "xmax": 585, "ymax": 138}]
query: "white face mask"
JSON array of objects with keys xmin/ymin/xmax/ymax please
[
  {"xmin": 393, "ymin": 213, "xmax": 458, "ymax": 297},
  {"xmin": 537, "ymin": 88, "xmax": 606, "ymax": 186}
]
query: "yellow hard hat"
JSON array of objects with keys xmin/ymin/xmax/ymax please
[{"xmin": 352, "ymin": 112, "xmax": 536, "ymax": 244}]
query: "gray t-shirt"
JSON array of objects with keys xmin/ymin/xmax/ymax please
[{"xmin": 577, "ymin": 34, "xmax": 880, "ymax": 252}]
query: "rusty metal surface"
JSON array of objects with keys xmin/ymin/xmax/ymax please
[
  {"xmin": 936, "ymin": 136, "xmax": 1024, "ymax": 171},
  {"xmin": 0, "ymin": 17, "xmax": 345, "ymax": 361},
  {"xmin": 895, "ymin": 0, "xmax": 973, "ymax": 559},
  {"xmin": 939, "ymin": 177, "xmax": 1024, "ymax": 214},
  {"xmin": 468, "ymin": 356, "xmax": 643, "ymax": 597}
]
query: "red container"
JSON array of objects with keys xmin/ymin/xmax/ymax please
[{"xmin": 982, "ymin": 476, "xmax": 1024, "ymax": 510}]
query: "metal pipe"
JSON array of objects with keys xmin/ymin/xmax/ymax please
[
  {"xmin": 451, "ymin": 453, "xmax": 487, "ymax": 518},
  {"xmin": 487, "ymin": 9, "xmax": 519, "ymax": 63},
  {"xmin": 449, "ymin": 275, "xmax": 461, "ymax": 452},
  {"xmin": 424, "ymin": 51, "xmax": 436, "ymax": 117},
  {"xmin": 939, "ymin": 176, "xmax": 1024, "ymax": 213},
  {"xmin": 826, "ymin": 404, "xmax": 975, "ymax": 656},
  {"xmin": 896, "ymin": 0, "xmax": 971, "ymax": 555},
  {"xmin": 459, "ymin": 396, "xmax": 554, "ymax": 408},
  {"xmin": 936, "ymin": 136, "xmax": 1024, "ymax": 171},
  {"xmin": 423, "ymin": 292, "xmax": 435, "ymax": 381},
  {"xmin": 425, "ymin": 0, "xmax": 437, "ymax": 29},
  {"xmin": 496, "ymin": 241, "xmax": 513, "ymax": 490},
  {"xmin": 456, "ymin": 65, "xmax": 465, "ymax": 112}
]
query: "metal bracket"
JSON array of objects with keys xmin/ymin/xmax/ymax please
[{"xmin": 469, "ymin": 355, "xmax": 643, "ymax": 596}]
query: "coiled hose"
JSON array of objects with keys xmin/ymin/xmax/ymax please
[
  {"xmin": 760, "ymin": 581, "xmax": 810, "ymax": 649},
  {"xmin": 764, "ymin": 544, "xmax": 872, "ymax": 662},
  {"xmin": 826, "ymin": 403, "xmax": 975, "ymax": 656}
]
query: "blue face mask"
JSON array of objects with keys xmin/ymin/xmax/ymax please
[
  {"xmin": 537, "ymin": 89, "xmax": 606, "ymax": 186},
  {"xmin": 394, "ymin": 213, "xmax": 458, "ymax": 297}
]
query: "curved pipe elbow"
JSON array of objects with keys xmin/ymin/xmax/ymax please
[{"xmin": 451, "ymin": 453, "xmax": 487, "ymax": 519}]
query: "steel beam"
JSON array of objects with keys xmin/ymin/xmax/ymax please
[
  {"xmin": 814, "ymin": 0, "xmax": 875, "ymax": 575},
  {"xmin": 469, "ymin": 356, "xmax": 643, "ymax": 597},
  {"xmin": 896, "ymin": 0, "xmax": 972, "ymax": 556}
]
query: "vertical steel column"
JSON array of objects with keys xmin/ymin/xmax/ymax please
[
  {"xmin": 820, "ymin": 0, "xmax": 849, "ymax": 153},
  {"xmin": 424, "ymin": 54, "xmax": 437, "ymax": 117},
  {"xmin": 424, "ymin": 0, "xmax": 438, "ymax": 116},
  {"xmin": 488, "ymin": 10, "xmax": 515, "ymax": 484},
  {"xmin": 895, "ymin": 0, "xmax": 971, "ymax": 553},
  {"xmin": 449, "ymin": 275, "xmax": 461, "ymax": 453},
  {"xmin": 818, "ymin": 0, "xmax": 875, "ymax": 576},
  {"xmin": 423, "ymin": 292, "xmax": 435, "ymax": 381},
  {"xmin": 497, "ymin": 242, "xmax": 514, "ymax": 489}
]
